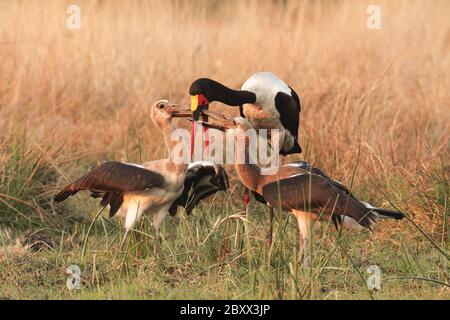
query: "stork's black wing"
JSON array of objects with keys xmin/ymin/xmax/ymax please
[
  {"xmin": 169, "ymin": 163, "xmax": 229, "ymax": 216},
  {"xmin": 274, "ymin": 88, "xmax": 301, "ymax": 140},
  {"xmin": 261, "ymin": 172, "xmax": 375, "ymax": 229},
  {"xmin": 288, "ymin": 86, "xmax": 301, "ymax": 113},
  {"xmin": 54, "ymin": 161, "xmax": 164, "ymax": 217}
]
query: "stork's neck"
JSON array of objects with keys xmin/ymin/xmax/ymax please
[
  {"xmin": 234, "ymin": 137, "xmax": 263, "ymax": 192},
  {"xmin": 208, "ymin": 81, "xmax": 256, "ymax": 106},
  {"xmin": 218, "ymin": 89, "xmax": 256, "ymax": 106}
]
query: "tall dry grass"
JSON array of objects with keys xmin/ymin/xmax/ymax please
[{"xmin": 0, "ymin": 0, "xmax": 448, "ymax": 233}]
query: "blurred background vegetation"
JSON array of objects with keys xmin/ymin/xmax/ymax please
[{"xmin": 0, "ymin": 0, "xmax": 448, "ymax": 299}]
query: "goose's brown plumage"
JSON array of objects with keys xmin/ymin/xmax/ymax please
[
  {"xmin": 54, "ymin": 100, "xmax": 192, "ymax": 255},
  {"xmin": 54, "ymin": 161, "xmax": 164, "ymax": 217},
  {"xmin": 261, "ymin": 168, "xmax": 375, "ymax": 229},
  {"xmin": 198, "ymin": 116, "xmax": 404, "ymax": 264}
]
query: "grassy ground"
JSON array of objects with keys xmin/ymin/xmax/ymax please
[
  {"xmin": 0, "ymin": 197, "xmax": 447, "ymax": 300},
  {"xmin": 0, "ymin": 0, "xmax": 449, "ymax": 299}
]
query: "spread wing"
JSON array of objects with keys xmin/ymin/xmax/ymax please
[
  {"xmin": 54, "ymin": 161, "xmax": 164, "ymax": 216},
  {"xmin": 262, "ymin": 172, "xmax": 375, "ymax": 229}
]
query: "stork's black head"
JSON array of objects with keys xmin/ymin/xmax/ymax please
[
  {"xmin": 189, "ymin": 78, "xmax": 215, "ymax": 119},
  {"xmin": 189, "ymin": 78, "xmax": 223, "ymax": 104}
]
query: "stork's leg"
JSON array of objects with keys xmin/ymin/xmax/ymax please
[
  {"xmin": 190, "ymin": 120, "xmax": 197, "ymax": 160},
  {"xmin": 202, "ymin": 113, "xmax": 209, "ymax": 160},
  {"xmin": 265, "ymin": 206, "xmax": 274, "ymax": 246},
  {"xmin": 239, "ymin": 105, "xmax": 245, "ymax": 118},
  {"xmin": 293, "ymin": 211, "xmax": 313, "ymax": 266},
  {"xmin": 152, "ymin": 210, "xmax": 168, "ymax": 259},
  {"xmin": 243, "ymin": 187, "xmax": 250, "ymax": 215}
]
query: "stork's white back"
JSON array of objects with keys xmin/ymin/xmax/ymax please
[{"xmin": 241, "ymin": 72, "xmax": 292, "ymax": 108}]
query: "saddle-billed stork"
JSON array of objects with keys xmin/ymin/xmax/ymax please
[
  {"xmin": 189, "ymin": 71, "xmax": 302, "ymax": 156},
  {"xmin": 198, "ymin": 116, "xmax": 404, "ymax": 264},
  {"xmin": 54, "ymin": 101, "xmax": 228, "ymax": 256},
  {"xmin": 189, "ymin": 72, "xmax": 302, "ymax": 210}
]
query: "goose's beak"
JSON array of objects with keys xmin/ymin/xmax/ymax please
[{"xmin": 166, "ymin": 105, "xmax": 192, "ymax": 118}]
